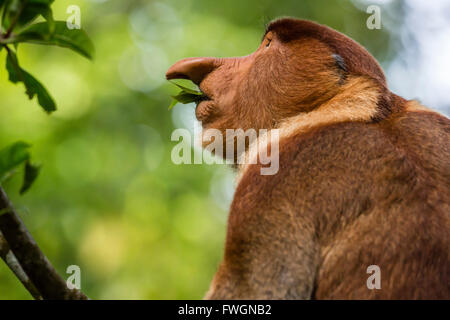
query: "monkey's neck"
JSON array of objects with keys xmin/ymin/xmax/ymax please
[
  {"xmin": 236, "ymin": 76, "xmax": 388, "ymax": 183},
  {"xmin": 278, "ymin": 76, "xmax": 385, "ymax": 138}
]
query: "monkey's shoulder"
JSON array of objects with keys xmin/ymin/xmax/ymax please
[{"xmin": 235, "ymin": 110, "xmax": 449, "ymax": 209}]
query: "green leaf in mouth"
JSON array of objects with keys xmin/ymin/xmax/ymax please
[{"xmin": 168, "ymin": 81, "xmax": 205, "ymax": 110}]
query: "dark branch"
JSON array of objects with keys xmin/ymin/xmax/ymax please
[
  {"xmin": 0, "ymin": 230, "xmax": 42, "ymax": 299},
  {"xmin": 0, "ymin": 186, "xmax": 88, "ymax": 300}
]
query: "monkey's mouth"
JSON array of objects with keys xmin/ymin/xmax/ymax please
[{"xmin": 196, "ymin": 93, "xmax": 211, "ymax": 104}]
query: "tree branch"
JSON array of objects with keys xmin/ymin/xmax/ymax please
[
  {"xmin": 0, "ymin": 230, "xmax": 42, "ymax": 299},
  {"xmin": 0, "ymin": 186, "xmax": 88, "ymax": 300}
]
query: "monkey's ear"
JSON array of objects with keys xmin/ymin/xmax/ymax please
[{"xmin": 332, "ymin": 54, "xmax": 347, "ymax": 72}]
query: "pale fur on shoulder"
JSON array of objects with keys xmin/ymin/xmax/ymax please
[
  {"xmin": 236, "ymin": 76, "xmax": 381, "ymax": 184},
  {"xmin": 405, "ymin": 100, "xmax": 440, "ymax": 115}
]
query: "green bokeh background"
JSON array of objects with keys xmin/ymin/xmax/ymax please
[{"xmin": 0, "ymin": 0, "xmax": 403, "ymax": 299}]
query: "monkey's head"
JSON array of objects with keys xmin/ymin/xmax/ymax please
[{"xmin": 166, "ymin": 18, "xmax": 388, "ymax": 155}]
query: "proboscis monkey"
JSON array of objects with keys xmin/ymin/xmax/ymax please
[{"xmin": 166, "ymin": 18, "xmax": 450, "ymax": 299}]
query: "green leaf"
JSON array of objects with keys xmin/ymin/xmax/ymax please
[
  {"xmin": 0, "ymin": 0, "xmax": 7, "ymax": 13},
  {"xmin": 168, "ymin": 81, "xmax": 205, "ymax": 110},
  {"xmin": 20, "ymin": 160, "xmax": 40, "ymax": 194},
  {"xmin": 168, "ymin": 98, "xmax": 178, "ymax": 110},
  {"xmin": 1, "ymin": 0, "xmax": 18, "ymax": 30},
  {"xmin": 0, "ymin": 141, "xmax": 30, "ymax": 182},
  {"xmin": 6, "ymin": 48, "xmax": 56, "ymax": 112},
  {"xmin": 172, "ymin": 92, "xmax": 204, "ymax": 104},
  {"xmin": 16, "ymin": 0, "xmax": 54, "ymax": 29},
  {"xmin": 14, "ymin": 20, "xmax": 95, "ymax": 59},
  {"xmin": 170, "ymin": 81, "xmax": 203, "ymax": 96},
  {"xmin": 40, "ymin": 4, "xmax": 53, "ymax": 31},
  {"xmin": 0, "ymin": 142, "xmax": 40, "ymax": 194},
  {"xmin": 168, "ymin": 93, "xmax": 204, "ymax": 110},
  {"xmin": 2, "ymin": 0, "xmax": 54, "ymax": 31}
]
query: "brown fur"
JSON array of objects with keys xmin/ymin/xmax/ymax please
[{"xmin": 166, "ymin": 18, "xmax": 450, "ymax": 299}]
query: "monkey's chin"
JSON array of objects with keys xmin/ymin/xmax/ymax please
[{"xmin": 195, "ymin": 99, "xmax": 216, "ymax": 125}]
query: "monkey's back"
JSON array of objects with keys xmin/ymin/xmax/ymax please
[
  {"xmin": 285, "ymin": 109, "xmax": 450, "ymax": 299},
  {"xmin": 240, "ymin": 108, "xmax": 450, "ymax": 299},
  {"xmin": 226, "ymin": 107, "xmax": 449, "ymax": 299}
]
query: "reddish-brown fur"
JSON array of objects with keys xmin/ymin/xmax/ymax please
[{"xmin": 166, "ymin": 18, "xmax": 450, "ymax": 299}]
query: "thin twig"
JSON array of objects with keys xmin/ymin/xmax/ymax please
[
  {"xmin": 0, "ymin": 186, "xmax": 88, "ymax": 300},
  {"xmin": 0, "ymin": 230, "xmax": 42, "ymax": 299},
  {"xmin": 3, "ymin": 0, "xmax": 27, "ymax": 38}
]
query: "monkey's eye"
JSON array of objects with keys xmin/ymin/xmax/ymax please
[{"xmin": 265, "ymin": 39, "xmax": 272, "ymax": 48}]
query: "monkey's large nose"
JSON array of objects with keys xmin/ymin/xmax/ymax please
[{"xmin": 166, "ymin": 57, "xmax": 219, "ymax": 84}]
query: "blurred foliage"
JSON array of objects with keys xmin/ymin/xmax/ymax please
[
  {"xmin": 0, "ymin": 0, "xmax": 403, "ymax": 299},
  {"xmin": 0, "ymin": 0, "xmax": 94, "ymax": 194},
  {"xmin": 0, "ymin": 141, "xmax": 39, "ymax": 194}
]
